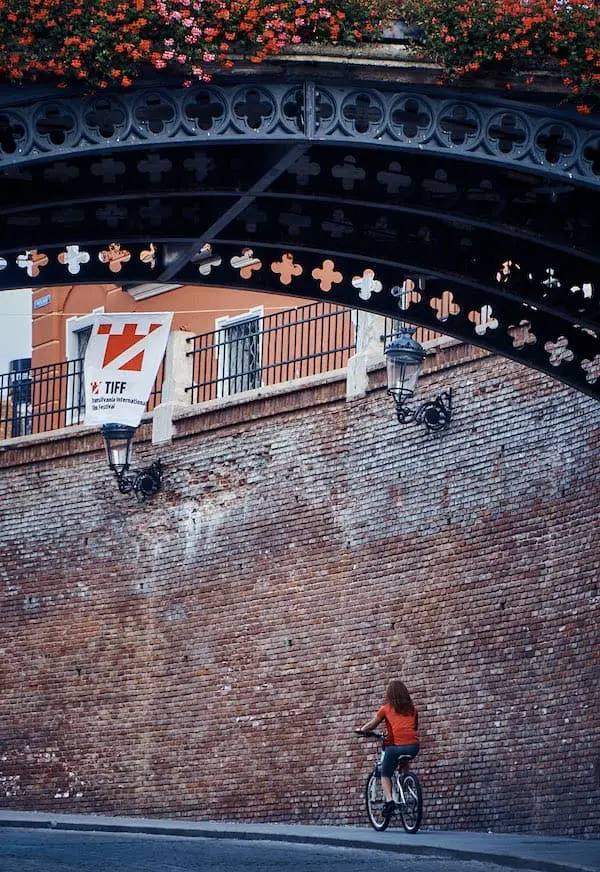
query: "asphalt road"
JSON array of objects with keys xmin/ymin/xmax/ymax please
[{"xmin": 0, "ymin": 828, "xmax": 536, "ymax": 872}]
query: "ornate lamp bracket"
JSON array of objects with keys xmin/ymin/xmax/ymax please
[{"xmin": 391, "ymin": 389, "xmax": 453, "ymax": 433}]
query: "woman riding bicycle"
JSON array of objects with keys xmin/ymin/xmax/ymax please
[{"xmin": 358, "ymin": 679, "xmax": 419, "ymax": 818}]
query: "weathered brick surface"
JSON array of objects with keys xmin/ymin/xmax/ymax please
[{"xmin": 0, "ymin": 349, "xmax": 598, "ymax": 837}]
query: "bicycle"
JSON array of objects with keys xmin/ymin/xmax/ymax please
[{"xmin": 355, "ymin": 729, "xmax": 423, "ymax": 833}]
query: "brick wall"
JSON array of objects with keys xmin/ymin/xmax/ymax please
[{"xmin": 0, "ymin": 347, "xmax": 599, "ymax": 837}]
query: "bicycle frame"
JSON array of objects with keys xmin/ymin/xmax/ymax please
[
  {"xmin": 357, "ymin": 728, "xmax": 423, "ymax": 834},
  {"xmin": 393, "ymin": 772, "xmax": 409, "ymax": 806}
]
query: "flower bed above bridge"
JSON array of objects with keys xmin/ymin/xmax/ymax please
[{"xmin": 0, "ymin": 0, "xmax": 598, "ymax": 107}]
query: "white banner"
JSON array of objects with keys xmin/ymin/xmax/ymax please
[{"xmin": 84, "ymin": 313, "xmax": 173, "ymax": 428}]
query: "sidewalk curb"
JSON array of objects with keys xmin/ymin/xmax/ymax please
[{"xmin": 0, "ymin": 816, "xmax": 597, "ymax": 872}]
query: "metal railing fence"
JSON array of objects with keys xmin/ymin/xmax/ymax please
[
  {"xmin": 186, "ymin": 302, "xmax": 357, "ymax": 405},
  {"xmin": 0, "ymin": 303, "xmax": 454, "ymax": 441},
  {"xmin": 0, "ymin": 357, "xmax": 164, "ymax": 441},
  {"xmin": 0, "ymin": 358, "xmax": 85, "ymax": 439}
]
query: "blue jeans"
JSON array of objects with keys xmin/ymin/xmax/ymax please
[{"xmin": 381, "ymin": 744, "xmax": 419, "ymax": 777}]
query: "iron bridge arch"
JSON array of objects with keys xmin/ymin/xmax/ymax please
[{"xmin": 1, "ymin": 78, "xmax": 600, "ymax": 398}]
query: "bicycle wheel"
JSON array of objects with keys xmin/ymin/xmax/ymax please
[
  {"xmin": 365, "ymin": 771, "xmax": 391, "ymax": 831},
  {"xmin": 399, "ymin": 771, "xmax": 422, "ymax": 834}
]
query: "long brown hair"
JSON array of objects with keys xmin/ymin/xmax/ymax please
[{"xmin": 384, "ymin": 679, "xmax": 415, "ymax": 715}]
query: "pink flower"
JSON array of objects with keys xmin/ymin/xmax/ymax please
[
  {"xmin": 292, "ymin": 35, "xmax": 301, "ymax": 42},
  {"xmin": 162, "ymin": 50, "xmax": 175, "ymax": 59},
  {"xmin": 154, "ymin": 59, "xmax": 167, "ymax": 69}
]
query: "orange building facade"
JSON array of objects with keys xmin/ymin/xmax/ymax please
[{"xmin": 31, "ymin": 282, "xmax": 309, "ymax": 368}]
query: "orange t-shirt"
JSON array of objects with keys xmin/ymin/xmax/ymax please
[{"xmin": 377, "ymin": 703, "xmax": 419, "ymax": 746}]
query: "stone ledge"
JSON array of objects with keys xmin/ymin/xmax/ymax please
[
  {"xmin": 0, "ymin": 343, "xmax": 489, "ymax": 468},
  {"xmin": 0, "ymin": 417, "xmax": 152, "ymax": 469},
  {"xmin": 170, "ymin": 369, "xmax": 348, "ymax": 441},
  {"xmin": 0, "ymin": 372, "xmax": 348, "ymax": 467},
  {"xmin": 222, "ymin": 43, "xmax": 569, "ymax": 97}
]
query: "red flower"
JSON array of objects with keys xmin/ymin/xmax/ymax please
[{"xmin": 0, "ymin": 0, "xmax": 596, "ymax": 103}]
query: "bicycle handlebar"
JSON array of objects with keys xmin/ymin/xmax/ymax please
[{"xmin": 354, "ymin": 729, "xmax": 385, "ymax": 741}]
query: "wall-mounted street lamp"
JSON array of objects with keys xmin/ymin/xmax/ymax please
[
  {"xmin": 384, "ymin": 327, "xmax": 452, "ymax": 432},
  {"xmin": 101, "ymin": 423, "xmax": 163, "ymax": 501}
]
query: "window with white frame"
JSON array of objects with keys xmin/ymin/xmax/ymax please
[{"xmin": 215, "ymin": 307, "xmax": 263, "ymax": 398}]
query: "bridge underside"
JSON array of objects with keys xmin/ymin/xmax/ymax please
[{"xmin": 1, "ymin": 80, "xmax": 599, "ymax": 398}]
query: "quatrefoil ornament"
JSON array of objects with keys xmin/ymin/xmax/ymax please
[
  {"xmin": 496, "ymin": 260, "xmax": 520, "ymax": 284},
  {"xmin": 430, "ymin": 291, "xmax": 460, "ymax": 321},
  {"xmin": 196, "ymin": 243, "xmax": 222, "ymax": 276},
  {"xmin": 17, "ymin": 249, "xmax": 49, "ymax": 278},
  {"xmin": 140, "ymin": 243, "xmax": 157, "ymax": 270},
  {"xmin": 271, "ymin": 253, "xmax": 303, "ymax": 286},
  {"xmin": 582, "ymin": 355, "xmax": 600, "ymax": 384},
  {"xmin": 542, "ymin": 267, "xmax": 561, "ymax": 290},
  {"xmin": 391, "ymin": 278, "xmax": 423, "ymax": 310},
  {"xmin": 312, "ymin": 259, "xmax": 343, "ymax": 293},
  {"xmin": 352, "ymin": 269, "xmax": 382, "ymax": 301},
  {"xmin": 468, "ymin": 306, "xmax": 499, "ymax": 336},
  {"xmin": 98, "ymin": 242, "xmax": 131, "ymax": 273},
  {"xmin": 58, "ymin": 245, "xmax": 90, "ymax": 276},
  {"xmin": 508, "ymin": 321, "xmax": 536, "ymax": 349},
  {"xmin": 230, "ymin": 248, "xmax": 262, "ymax": 279},
  {"xmin": 544, "ymin": 336, "xmax": 574, "ymax": 366}
]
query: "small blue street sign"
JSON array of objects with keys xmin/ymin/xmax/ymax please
[{"xmin": 33, "ymin": 294, "xmax": 51, "ymax": 310}]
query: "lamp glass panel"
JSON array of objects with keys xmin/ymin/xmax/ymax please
[
  {"xmin": 387, "ymin": 357, "xmax": 420, "ymax": 398},
  {"xmin": 104, "ymin": 436, "xmax": 132, "ymax": 474}
]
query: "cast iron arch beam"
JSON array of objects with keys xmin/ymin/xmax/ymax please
[
  {"xmin": 3, "ymin": 179, "xmax": 599, "ymax": 265},
  {"xmin": 1, "ymin": 141, "xmax": 599, "ymax": 251},
  {"xmin": 156, "ymin": 142, "xmax": 309, "ymax": 282},
  {"xmin": 221, "ymin": 198, "xmax": 600, "ymax": 325},
  {"xmin": 243, "ymin": 191, "xmax": 600, "ymax": 267},
  {"xmin": 0, "ymin": 226, "xmax": 597, "ymax": 328},
  {"xmin": 189, "ymin": 236, "xmax": 600, "ymax": 344},
  {"xmin": 3, "ymin": 175, "xmax": 598, "ymax": 265},
  {"xmin": 1, "ymin": 142, "xmax": 599, "ymax": 270},
  {"xmin": 0, "ymin": 204, "xmax": 597, "ymax": 339},
  {"xmin": 0, "ymin": 81, "xmax": 600, "ymax": 399},
  {"xmin": 1, "ymin": 234, "xmax": 598, "ymax": 400},
  {"xmin": 1, "ymin": 82, "xmax": 600, "ymax": 192},
  {"xmin": 0, "ymin": 185, "xmax": 598, "ymax": 331},
  {"xmin": 171, "ymin": 241, "xmax": 600, "ymax": 401},
  {"xmin": 1, "ymin": 141, "xmax": 600, "ymax": 265}
]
